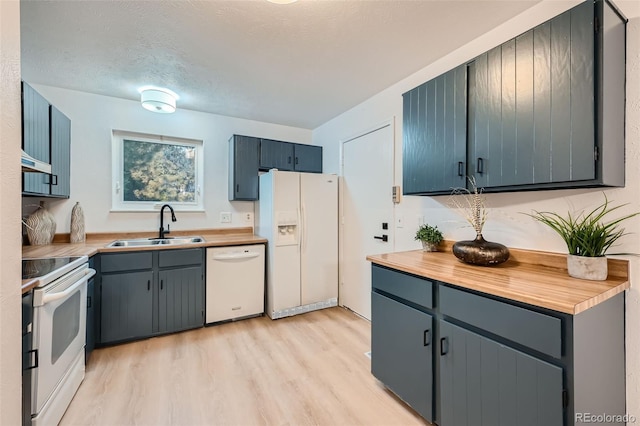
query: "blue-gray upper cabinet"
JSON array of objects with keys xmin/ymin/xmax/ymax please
[
  {"xmin": 22, "ymin": 82, "xmax": 51, "ymax": 196},
  {"xmin": 468, "ymin": 0, "xmax": 619, "ymax": 190},
  {"xmin": 403, "ymin": 0, "xmax": 626, "ymax": 195},
  {"xmin": 22, "ymin": 83, "xmax": 71, "ymax": 198},
  {"xmin": 259, "ymin": 139, "xmax": 323, "ymax": 173},
  {"xmin": 260, "ymin": 139, "xmax": 294, "ymax": 171},
  {"xmin": 50, "ymin": 106, "xmax": 71, "ymax": 197},
  {"xmin": 292, "ymin": 144, "xmax": 323, "ymax": 173},
  {"xmin": 229, "ymin": 135, "xmax": 260, "ymax": 201},
  {"xmin": 403, "ymin": 65, "xmax": 467, "ymax": 195}
]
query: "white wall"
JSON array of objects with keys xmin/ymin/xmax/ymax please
[
  {"xmin": 0, "ymin": 1, "xmax": 23, "ymax": 424},
  {"xmin": 314, "ymin": 0, "xmax": 640, "ymax": 418},
  {"xmin": 22, "ymin": 86, "xmax": 312, "ymax": 234}
]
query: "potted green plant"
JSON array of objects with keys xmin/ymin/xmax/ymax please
[
  {"xmin": 415, "ymin": 224, "xmax": 444, "ymax": 252},
  {"xmin": 526, "ymin": 195, "xmax": 638, "ymax": 280}
]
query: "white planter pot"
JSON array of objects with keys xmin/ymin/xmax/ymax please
[
  {"xmin": 421, "ymin": 241, "xmax": 439, "ymax": 252},
  {"xmin": 566, "ymin": 254, "xmax": 608, "ymax": 281}
]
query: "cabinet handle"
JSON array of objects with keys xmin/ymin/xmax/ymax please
[
  {"xmin": 457, "ymin": 161, "xmax": 464, "ymax": 177},
  {"xmin": 161, "ymin": 279, "xmax": 163, "ymax": 290},
  {"xmin": 147, "ymin": 280, "xmax": 150, "ymax": 291},
  {"xmin": 87, "ymin": 296, "xmax": 92, "ymax": 308},
  {"xmin": 236, "ymin": 184, "xmax": 239, "ymax": 193},
  {"xmin": 52, "ymin": 174, "xmax": 58, "ymax": 186},
  {"xmin": 423, "ymin": 329, "xmax": 431, "ymax": 346},
  {"xmin": 295, "ymin": 157, "xmax": 299, "ymax": 165},
  {"xmin": 288, "ymin": 156, "xmax": 292, "ymax": 164},
  {"xmin": 477, "ymin": 157, "xmax": 484, "ymax": 175},
  {"xmin": 26, "ymin": 349, "xmax": 39, "ymax": 370},
  {"xmin": 440, "ymin": 337, "xmax": 449, "ymax": 355}
]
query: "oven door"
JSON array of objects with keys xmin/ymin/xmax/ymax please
[{"xmin": 31, "ymin": 264, "xmax": 94, "ymax": 414}]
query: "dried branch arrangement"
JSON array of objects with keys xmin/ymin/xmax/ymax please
[{"xmin": 449, "ymin": 176, "xmax": 487, "ymax": 235}]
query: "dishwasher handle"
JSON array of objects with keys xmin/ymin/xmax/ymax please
[{"xmin": 212, "ymin": 252, "xmax": 261, "ymax": 261}]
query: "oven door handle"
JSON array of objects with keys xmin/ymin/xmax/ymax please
[{"xmin": 41, "ymin": 268, "xmax": 96, "ymax": 305}]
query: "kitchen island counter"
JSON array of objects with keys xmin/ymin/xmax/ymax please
[{"xmin": 367, "ymin": 241, "xmax": 629, "ymax": 315}]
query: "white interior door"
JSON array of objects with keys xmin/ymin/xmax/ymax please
[{"xmin": 340, "ymin": 122, "xmax": 394, "ymax": 320}]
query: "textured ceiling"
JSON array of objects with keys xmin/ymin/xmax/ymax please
[{"xmin": 20, "ymin": 0, "xmax": 541, "ymax": 129}]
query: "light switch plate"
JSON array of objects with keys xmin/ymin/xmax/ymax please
[{"xmin": 220, "ymin": 212, "xmax": 232, "ymax": 223}]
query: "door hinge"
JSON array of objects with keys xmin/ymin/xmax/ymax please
[
  {"xmin": 562, "ymin": 389, "xmax": 569, "ymax": 408},
  {"xmin": 594, "ymin": 146, "xmax": 600, "ymax": 162}
]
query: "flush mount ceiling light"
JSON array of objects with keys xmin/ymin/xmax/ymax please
[
  {"xmin": 139, "ymin": 87, "xmax": 178, "ymax": 113},
  {"xmin": 266, "ymin": 0, "xmax": 298, "ymax": 4}
]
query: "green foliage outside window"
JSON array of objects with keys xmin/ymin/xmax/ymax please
[{"xmin": 123, "ymin": 139, "xmax": 196, "ymax": 202}]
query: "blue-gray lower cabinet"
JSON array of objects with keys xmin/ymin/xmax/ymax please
[
  {"xmin": 371, "ymin": 292, "xmax": 433, "ymax": 421},
  {"xmin": 157, "ymin": 266, "xmax": 204, "ymax": 333},
  {"xmin": 439, "ymin": 320, "xmax": 563, "ymax": 426},
  {"xmin": 100, "ymin": 271, "xmax": 154, "ymax": 344},
  {"xmin": 98, "ymin": 249, "xmax": 204, "ymax": 345},
  {"xmin": 371, "ymin": 264, "xmax": 625, "ymax": 426}
]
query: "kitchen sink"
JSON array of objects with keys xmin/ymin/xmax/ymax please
[{"xmin": 106, "ymin": 236, "xmax": 205, "ymax": 248}]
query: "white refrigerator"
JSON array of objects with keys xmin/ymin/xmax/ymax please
[{"xmin": 256, "ymin": 170, "xmax": 338, "ymax": 319}]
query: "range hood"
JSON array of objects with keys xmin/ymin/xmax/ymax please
[{"xmin": 21, "ymin": 150, "xmax": 51, "ymax": 174}]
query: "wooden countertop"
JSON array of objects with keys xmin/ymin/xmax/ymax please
[
  {"xmin": 21, "ymin": 227, "xmax": 267, "ymax": 293},
  {"xmin": 367, "ymin": 241, "xmax": 629, "ymax": 315}
]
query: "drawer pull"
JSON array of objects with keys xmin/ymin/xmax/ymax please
[{"xmin": 423, "ymin": 329, "xmax": 431, "ymax": 346}]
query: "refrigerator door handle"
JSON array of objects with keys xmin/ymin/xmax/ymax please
[
  {"xmin": 301, "ymin": 201, "xmax": 306, "ymax": 252},
  {"xmin": 297, "ymin": 207, "xmax": 302, "ymax": 252}
]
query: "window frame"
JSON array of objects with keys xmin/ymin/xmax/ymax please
[{"xmin": 111, "ymin": 130, "xmax": 204, "ymax": 212}]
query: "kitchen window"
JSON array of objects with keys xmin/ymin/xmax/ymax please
[{"xmin": 112, "ymin": 131, "xmax": 204, "ymax": 211}]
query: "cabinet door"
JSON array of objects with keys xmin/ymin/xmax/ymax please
[
  {"xmin": 403, "ymin": 64, "xmax": 466, "ymax": 195},
  {"xmin": 260, "ymin": 139, "xmax": 294, "ymax": 171},
  {"xmin": 293, "ymin": 144, "xmax": 323, "ymax": 173},
  {"xmin": 439, "ymin": 320, "xmax": 563, "ymax": 426},
  {"xmin": 100, "ymin": 271, "xmax": 153, "ymax": 343},
  {"xmin": 22, "ymin": 82, "xmax": 51, "ymax": 195},
  {"xmin": 157, "ymin": 266, "xmax": 204, "ymax": 333},
  {"xmin": 50, "ymin": 106, "xmax": 71, "ymax": 197},
  {"xmin": 371, "ymin": 292, "xmax": 433, "ymax": 422},
  {"xmin": 229, "ymin": 135, "xmax": 259, "ymax": 201},
  {"xmin": 85, "ymin": 276, "xmax": 95, "ymax": 362},
  {"xmin": 468, "ymin": 1, "xmax": 594, "ymax": 189}
]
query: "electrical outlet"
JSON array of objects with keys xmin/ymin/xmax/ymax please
[
  {"xmin": 396, "ymin": 215, "xmax": 404, "ymax": 228},
  {"xmin": 244, "ymin": 212, "xmax": 253, "ymax": 223},
  {"xmin": 220, "ymin": 212, "xmax": 232, "ymax": 223}
]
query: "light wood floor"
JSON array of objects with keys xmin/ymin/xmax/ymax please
[{"xmin": 60, "ymin": 307, "xmax": 430, "ymax": 426}]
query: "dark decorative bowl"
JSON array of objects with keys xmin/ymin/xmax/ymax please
[{"xmin": 452, "ymin": 234, "xmax": 510, "ymax": 266}]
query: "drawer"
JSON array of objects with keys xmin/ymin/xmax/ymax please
[
  {"xmin": 440, "ymin": 285, "xmax": 562, "ymax": 359},
  {"xmin": 372, "ymin": 265, "xmax": 433, "ymax": 309},
  {"xmin": 159, "ymin": 248, "xmax": 203, "ymax": 268},
  {"xmin": 101, "ymin": 251, "xmax": 153, "ymax": 273}
]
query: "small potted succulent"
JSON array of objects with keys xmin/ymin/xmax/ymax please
[
  {"xmin": 526, "ymin": 195, "xmax": 638, "ymax": 280},
  {"xmin": 415, "ymin": 224, "xmax": 444, "ymax": 252}
]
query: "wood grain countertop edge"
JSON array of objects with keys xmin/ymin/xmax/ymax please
[{"xmin": 367, "ymin": 243, "xmax": 630, "ymax": 316}]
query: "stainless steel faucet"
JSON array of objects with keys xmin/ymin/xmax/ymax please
[{"xmin": 159, "ymin": 204, "xmax": 177, "ymax": 239}]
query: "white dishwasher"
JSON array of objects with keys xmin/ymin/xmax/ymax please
[{"xmin": 206, "ymin": 244, "xmax": 265, "ymax": 324}]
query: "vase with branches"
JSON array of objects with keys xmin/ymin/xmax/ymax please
[{"xmin": 448, "ymin": 177, "xmax": 509, "ymax": 266}]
